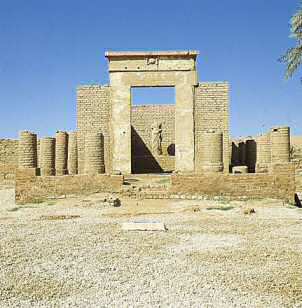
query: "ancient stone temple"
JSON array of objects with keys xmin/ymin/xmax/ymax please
[
  {"xmin": 77, "ymin": 51, "xmax": 229, "ymax": 175},
  {"xmin": 0, "ymin": 50, "xmax": 300, "ymax": 204}
]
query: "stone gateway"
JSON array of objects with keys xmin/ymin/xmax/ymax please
[{"xmin": 0, "ymin": 50, "xmax": 300, "ymax": 204}]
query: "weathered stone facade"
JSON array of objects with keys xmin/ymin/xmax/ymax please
[
  {"xmin": 0, "ymin": 50, "xmax": 300, "ymax": 203},
  {"xmin": 107, "ymin": 51, "xmax": 198, "ymax": 174},
  {"xmin": 77, "ymin": 51, "xmax": 230, "ymax": 174}
]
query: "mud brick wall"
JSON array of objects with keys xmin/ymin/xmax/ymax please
[
  {"xmin": 171, "ymin": 163, "xmax": 296, "ymax": 202},
  {"xmin": 131, "ymin": 105, "xmax": 175, "ymax": 173},
  {"xmin": 0, "ymin": 139, "xmax": 18, "ymax": 165},
  {"xmin": 290, "ymin": 136, "xmax": 302, "ymax": 162},
  {"xmin": 15, "ymin": 169, "xmax": 123, "ymax": 204},
  {"xmin": 0, "ymin": 163, "xmax": 17, "ymax": 185},
  {"xmin": 194, "ymin": 82, "xmax": 230, "ymax": 173},
  {"xmin": 0, "ymin": 139, "xmax": 42, "ymax": 182},
  {"xmin": 77, "ymin": 85, "xmax": 111, "ymax": 174},
  {"xmin": 0, "ymin": 139, "xmax": 19, "ymax": 183},
  {"xmin": 295, "ymin": 171, "xmax": 302, "ymax": 192},
  {"xmin": 77, "ymin": 83, "xmax": 230, "ymax": 174},
  {"xmin": 294, "ymin": 159, "xmax": 302, "ymax": 192}
]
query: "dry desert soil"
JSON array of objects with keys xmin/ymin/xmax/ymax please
[{"xmin": 0, "ymin": 187, "xmax": 301, "ymax": 307}]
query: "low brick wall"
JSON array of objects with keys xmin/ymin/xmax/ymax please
[
  {"xmin": 171, "ymin": 163, "xmax": 296, "ymax": 202},
  {"xmin": 0, "ymin": 139, "xmax": 18, "ymax": 165},
  {"xmin": 15, "ymin": 168, "xmax": 124, "ymax": 204},
  {"xmin": 0, "ymin": 139, "xmax": 18, "ymax": 185},
  {"xmin": 0, "ymin": 163, "xmax": 17, "ymax": 185}
]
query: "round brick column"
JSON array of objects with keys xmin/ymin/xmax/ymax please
[
  {"xmin": 18, "ymin": 131, "xmax": 38, "ymax": 168},
  {"xmin": 246, "ymin": 139, "xmax": 257, "ymax": 173},
  {"xmin": 68, "ymin": 131, "xmax": 78, "ymax": 175},
  {"xmin": 84, "ymin": 131, "xmax": 105, "ymax": 175},
  {"xmin": 271, "ymin": 126, "xmax": 290, "ymax": 163},
  {"xmin": 40, "ymin": 137, "xmax": 55, "ymax": 176},
  {"xmin": 55, "ymin": 131, "xmax": 68, "ymax": 175},
  {"xmin": 238, "ymin": 140, "xmax": 246, "ymax": 165},
  {"xmin": 256, "ymin": 133, "xmax": 271, "ymax": 172},
  {"xmin": 200, "ymin": 130, "xmax": 223, "ymax": 173}
]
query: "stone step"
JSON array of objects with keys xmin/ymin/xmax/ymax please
[{"xmin": 120, "ymin": 191, "xmax": 210, "ymax": 200}]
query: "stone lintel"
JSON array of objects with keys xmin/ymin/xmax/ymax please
[{"xmin": 105, "ymin": 50, "xmax": 199, "ymax": 58}]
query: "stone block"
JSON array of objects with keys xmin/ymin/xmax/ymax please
[{"xmin": 121, "ymin": 221, "xmax": 167, "ymax": 231}]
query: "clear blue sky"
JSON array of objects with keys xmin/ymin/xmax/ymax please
[{"xmin": 0, "ymin": 0, "xmax": 301, "ymax": 139}]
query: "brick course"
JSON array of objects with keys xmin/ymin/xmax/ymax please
[
  {"xmin": 0, "ymin": 139, "xmax": 18, "ymax": 166},
  {"xmin": 77, "ymin": 85, "xmax": 111, "ymax": 174},
  {"xmin": 15, "ymin": 169, "xmax": 123, "ymax": 204},
  {"xmin": 194, "ymin": 82, "xmax": 230, "ymax": 173},
  {"xmin": 171, "ymin": 163, "xmax": 296, "ymax": 202}
]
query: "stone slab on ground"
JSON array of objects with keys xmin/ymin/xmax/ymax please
[{"xmin": 121, "ymin": 220, "xmax": 167, "ymax": 231}]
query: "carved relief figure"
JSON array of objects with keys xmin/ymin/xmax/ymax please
[{"xmin": 151, "ymin": 122, "xmax": 162, "ymax": 155}]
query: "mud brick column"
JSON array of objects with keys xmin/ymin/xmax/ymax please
[
  {"xmin": 256, "ymin": 133, "xmax": 271, "ymax": 173},
  {"xmin": 18, "ymin": 131, "xmax": 38, "ymax": 168},
  {"xmin": 246, "ymin": 139, "xmax": 257, "ymax": 173},
  {"xmin": 238, "ymin": 140, "xmax": 246, "ymax": 166},
  {"xmin": 84, "ymin": 132, "xmax": 105, "ymax": 175},
  {"xmin": 68, "ymin": 131, "xmax": 78, "ymax": 175},
  {"xmin": 77, "ymin": 85, "xmax": 111, "ymax": 174},
  {"xmin": 200, "ymin": 130, "xmax": 223, "ymax": 173},
  {"xmin": 194, "ymin": 82, "xmax": 230, "ymax": 173},
  {"xmin": 40, "ymin": 137, "xmax": 55, "ymax": 176},
  {"xmin": 271, "ymin": 126, "xmax": 290, "ymax": 163},
  {"xmin": 55, "ymin": 131, "xmax": 68, "ymax": 175}
]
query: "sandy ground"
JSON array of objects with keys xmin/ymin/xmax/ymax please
[{"xmin": 0, "ymin": 187, "xmax": 301, "ymax": 307}]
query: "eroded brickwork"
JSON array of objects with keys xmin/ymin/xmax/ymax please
[
  {"xmin": 171, "ymin": 163, "xmax": 296, "ymax": 202},
  {"xmin": 0, "ymin": 139, "xmax": 18, "ymax": 166},
  {"xmin": 15, "ymin": 168, "xmax": 123, "ymax": 204},
  {"xmin": 1, "ymin": 50, "xmax": 299, "ymax": 205},
  {"xmin": 76, "ymin": 82, "xmax": 230, "ymax": 175},
  {"xmin": 0, "ymin": 139, "xmax": 18, "ymax": 183},
  {"xmin": 194, "ymin": 82, "xmax": 230, "ymax": 173},
  {"xmin": 77, "ymin": 85, "xmax": 111, "ymax": 174}
]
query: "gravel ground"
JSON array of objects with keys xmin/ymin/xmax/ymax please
[{"xmin": 0, "ymin": 188, "xmax": 302, "ymax": 307}]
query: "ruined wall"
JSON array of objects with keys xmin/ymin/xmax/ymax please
[
  {"xmin": 0, "ymin": 139, "xmax": 19, "ymax": 183},
  {"xmin": 232, "ymin": 137, "xmax": 258, "ymax": 166},
  {"xmin": 283, "ymin": 136, "xmax": 302, "ymax": 193},
  {"xmin": 232, "ymin": 129, "xmax": 292, "ymax": 173},
  {"xmin": 194, "ymin": 82, "xmax": 230, "ymax": 173},
  {"xmin": 131, "ymin": 105, "xmax": 175, "ymax": 173},
  {"xmin": 0, "ymin": 164, "xmax": 17, "ymax": 185},
  {"xmin": 171, "ymin": 163, "xmax": 295, "ymax": 202},
  {"xmin": 77, "ymin": 85, "xmax": 176, "ymax": 174},
  {"xmin": 77, "ymin": 82, "xmax": 230, "ymax": 174},
  {"xmin": 290, "ymin": 136, "xmax": 302, "ymax": 161},
  {"xmin": 77, "ymin": 85, "xmax": 111, "ymax": 174},
  {"xmin": 15, "ymin": 168, "xmax": 123, "ymax": 204},
  {"xmin": 0, "ymin": 139, "xmax": 18, "ymax": 165}
]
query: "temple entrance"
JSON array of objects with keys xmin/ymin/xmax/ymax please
[
  {"xmin": 131, "ymin": 87, "xmax": 175, "ymax": 174},
  {"xmin": 107, "ymin": 51, "xmax": 198, "ymax": 174}
]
